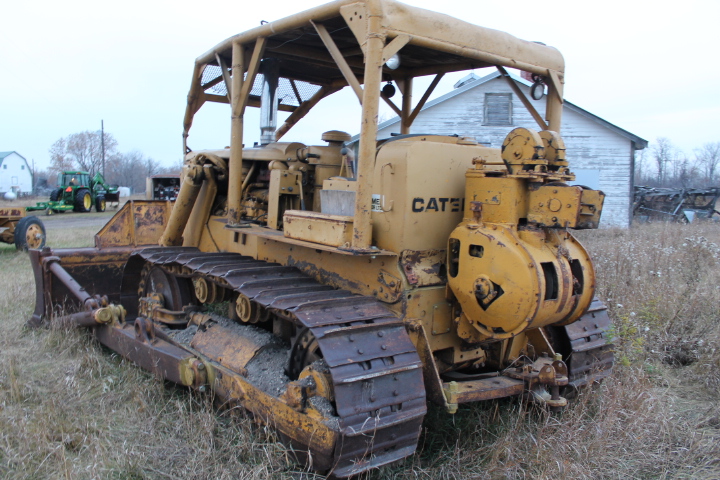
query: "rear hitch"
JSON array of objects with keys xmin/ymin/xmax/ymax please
[{"xmin": 506, "ymin": 354, "xmax": 569, "ymax": 410}]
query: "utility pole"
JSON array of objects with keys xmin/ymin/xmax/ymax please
[{"xmin": 101, "ymin": 120, "xmax": 105, "ymax": 177}]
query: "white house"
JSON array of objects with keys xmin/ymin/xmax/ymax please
[
  {"xmin": 0, "ymin": 151, "xmax": 33, "ymax": 196},
  {"xmin": 371, "ymin": 71, "xmax": 647, "ymax": 228}
]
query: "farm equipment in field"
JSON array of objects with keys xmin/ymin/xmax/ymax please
[
  {"xmin": 27, "ymin": 0, "xmax": 614, "ymax": 476},
  {"xmin": 0, "ymin": 207, "xmax": 46, "ymax": 250},
  {"xmin": 633, "ymin": 186, "xmax": 720, "ymax": 223},
  {"xmin": 27, "ymin": 171, "xmax": 120, "ymax": 214}
]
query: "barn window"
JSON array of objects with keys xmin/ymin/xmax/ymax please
[
  {"xmin": 484, "ymin": 93, "xmax": 513, "ymax": 126},
  {"xmin": 21, "ymin": 165, "xmax": 25, "ymax": 170},
  {"xmin": 2, "ymin": 165, "xmax": 6, "ymax": 169}
]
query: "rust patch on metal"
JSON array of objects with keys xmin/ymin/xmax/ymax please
[
  {"xmin": 0, "ymin": 207, "xmax": 24, "ymax": 217},
  {"xmin": 190, "ymin": 323, "xmax": 272, "ymax": 375},
  {"xmin": 96, "ymin": 201, "xmax": 171, "ymax": 248},
  {"xmin": 400, "ymin": 249, "xmax": 446, "ymax": 287},
  {"xmin": 377, "ymin": 269, "xmax": 402, "ymax": 296}
]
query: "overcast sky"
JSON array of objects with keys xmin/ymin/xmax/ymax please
[{"xmin": 2, "ymin": 0, "xmax": 718, "ymax": 170}]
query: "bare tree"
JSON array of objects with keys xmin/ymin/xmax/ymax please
[
  {"xmin": 652, "ymin": 137, "xmax": 675, "ymax": 186},
  {"xmin": 48, "ymin": 130, "xmax": 118, "ymax": 177},
  {"xmin": 695, "ymin": 142, "xmax": 720, "ymax": 186},
  {"xmin": 48, "ymin": 138, "xmax": 75, "ymax": 174},
  {"xmin": 156, "ymin": 161, "xmax": 182, "ymax": 176},
  {"xmin": 105, "ymin": 150, "xmax": 174, "ymax": 193},
  {"xmin": 634, "ymin": 148, "xmax": 648, "ymax": 184},
  {"xmin": 676, "ymin": 154, "xmax": 698, "ymax": 188}
]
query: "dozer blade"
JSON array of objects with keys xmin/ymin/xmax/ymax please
[{"xmin": 28, "ymin": 247, "xmax": 137, "ymax": 326}]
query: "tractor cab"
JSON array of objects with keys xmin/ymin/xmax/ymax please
[{"xmin": 59, "ymin": 172, "xmax": 90, "ymax": 188}]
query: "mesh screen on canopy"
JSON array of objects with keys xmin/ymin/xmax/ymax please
[{"xmin": 201, "ymin": 65, "xmax": 322, "ymax": 108}]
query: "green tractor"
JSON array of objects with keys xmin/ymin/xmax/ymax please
[{"xmin": 28, "ymin": 171, "xmax": 120, "ymax": 214}]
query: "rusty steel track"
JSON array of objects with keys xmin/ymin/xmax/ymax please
[
  {"xmin": 556, "ymin": 298, "xmax": 614, "ymax": 388},
  {"xmin": 121, "ymin": 247, "xmax": 427, "ymax": 477}
]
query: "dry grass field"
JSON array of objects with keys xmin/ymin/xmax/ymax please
[{"xmin": 1, "ymin": 217, "xmax": 719, "ymax": 479}]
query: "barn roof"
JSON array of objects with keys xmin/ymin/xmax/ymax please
[
  {"xmin": 0, "ymin": 151, "xmax": 31, "ymax": 170},
  {"xmin": 0, "ymin": 151, "xmax": 28, "ymax": 162},
  {"xmin": 373, "ymin": 70, "xmax": 648, "ymax": 149}
]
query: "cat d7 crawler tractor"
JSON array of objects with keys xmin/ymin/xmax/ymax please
[{"xmin": 29, "ymin": 0, "xmax": 613, "ymax": 476}]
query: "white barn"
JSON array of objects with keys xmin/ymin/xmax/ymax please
[
  {"xmin": 372, "ymin": 71, "xmax": 647, "ymax": 228},
  {"xmin": 0, "ymin": 151, "xmax": 33, "ymax": 196}
]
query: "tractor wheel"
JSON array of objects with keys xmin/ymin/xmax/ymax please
[
  {"xmin": 49, "ymin": 188, "xmax": 62, "ymax": 201},
  {"xmin": 14, "ymin": 216, "xmax": 46, "ymax": 251},
  {"xmin": 95, "ymin": 195, "xmax": 106, "ymax": 212},
  {"xmin": 74, "ymin": 189, "xmax": 92, "ymax": 212}
]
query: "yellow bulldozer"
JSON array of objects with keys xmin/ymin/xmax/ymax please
[{"xmin": 28, "ymin": 0, "xmax": 613, "ymax": 476}]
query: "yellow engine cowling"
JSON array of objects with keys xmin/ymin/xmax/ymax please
[{"xmin": 447, "ymin": 128, "xmax": 603, "ymax": 341}]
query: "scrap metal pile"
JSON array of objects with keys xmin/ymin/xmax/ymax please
[{"xmin": 633, "ymin": 186, "xmax": 720, "ymax": 223}]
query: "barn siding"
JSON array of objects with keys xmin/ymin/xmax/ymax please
[
  {"xmin": 0, "ymin": 152, "xmax": 33, "ymax": 195},
  {"xmin": 376, "ymin": 77, "xmax": 634, "ymax": 227}
]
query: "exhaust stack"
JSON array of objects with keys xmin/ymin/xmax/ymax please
[{"xmin": 260, "ymin": 59, "xmax": 280, "ymax": 145}]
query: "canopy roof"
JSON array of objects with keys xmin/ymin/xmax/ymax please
[
  {"xmin": 184, "ymin": 0, "xmax": 566, "ymax": 147},
  {"xmin": 199, "ymin": 0, "xmax": 564, "ymax": 89}
]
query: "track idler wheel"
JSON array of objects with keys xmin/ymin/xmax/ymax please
[
  {"xmin": 234, "ymin": 293, "xmax": 269, "ymax": 323},
  {"xmin": 299, "ymin": 362, "xmax": 334, "ymax": 402},
  {"xmin": 139, "ymin": 265, "xmax": 193, "ymax": 311},
  {"xmin": 283, "ymin": 360, "xmax": 337, "ymax": 421},
  {"xmin": 192, "ymin": 276, "xmax": 226, "ymax": 304},
  {"xmin": 282, "ymin": 328, "xmax": 336, "ymax": 417},
  {"xmin": 288, "ymin": 327, "xmax": 322, "ymax": 379},
  {"xmin": 193, "ymin": 276, "xmax": 212, "ymax": 303}
]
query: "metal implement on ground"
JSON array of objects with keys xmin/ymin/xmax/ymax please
[
  {"xmin": 0, "ymin": 207, "xmax": 46, "ymax": 250},
  {"xmin": 633, "ymin": 186, "xmax": 720, "ymax": 223},
  {"xmin": 28, "ymin": 0, "xmax": 614, "ymax": 476},
  {"xmin": 27, "ymin": 171, "xmax": 120, "ymax": 214}
]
